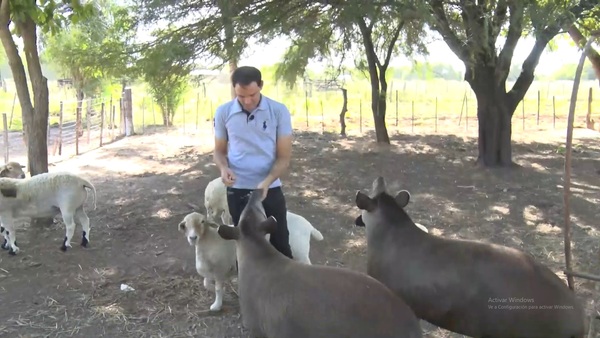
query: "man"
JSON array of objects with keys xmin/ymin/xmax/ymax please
[{"xmin": 213, "ymin": 66, "xmax": 294, "ymax": 259}]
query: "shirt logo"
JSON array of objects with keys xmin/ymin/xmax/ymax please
[{"xmin": 262, "ymin": 120, "xmax": 267, "ymax": 131}]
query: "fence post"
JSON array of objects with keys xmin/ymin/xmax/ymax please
[
  {"xmin": 553, "ymin": 96, "xmax": 556, "ymax": 128},
  {"xmin": 123, "ymin": 89, "xmax": 134, "ymax": 136},
  {"xmin": 196, "ymin": 92, "xmax": 199, "ymax": 130},
  {"xmin": 58, "ymin": 102, "xmax": 63, "ymax": 155},
  {"xmin": 75, "ymin": 106, "xmax": 81, "ymax": 155},
  {"xmin": 537, "ymin": 90, "xmax": 540, "ymax": 126},
  {"xmin": 100, "ymin": 102, "xmax": 105, "ymax": 147},
  {"xmin": 586, "ymin": 87, "xmax": 593, "ymax": 129},
  {"xmin": 359, "ymin": 99, "xmax": 362, "ymax": 134},
  {"xmin": 395, "ymin": 90, "xmax": 398, "ymax": 126},
  {"xmin": 435, "ymin": 97, "xmax": 438, "ymax": 133},
  {"xmin": 86, "ymin": 97, "xmax": 91, "ymax": 145},
  {"xmin": 411, "ymin": 100, "xmax": 414, "ymax": 133}
]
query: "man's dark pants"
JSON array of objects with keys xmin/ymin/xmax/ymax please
[{"xmin": 226, "ymin": 186, "xmax": 294, "ymax": 259}]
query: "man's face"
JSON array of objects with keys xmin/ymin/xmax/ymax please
[{"xmin": 234, "ymin": 81, "xmax": 262, "ymax": 112}]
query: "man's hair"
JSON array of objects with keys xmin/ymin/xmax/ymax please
[{"xmin": 231, "ymin": 66, "xmax": 263, "ymax": 87}]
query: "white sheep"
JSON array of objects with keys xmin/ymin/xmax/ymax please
[
  {"xmin": 202, "ymin": 178, "xmax": 326, "ymax": 261},
  {"xmin": 177, "ymin": 210, "xmax": 324, "ymax": 311},
  {"xmin": 0, "ymin": 171, "xmax": 97, "ymax": 255},
  {"xmin": 204, "ymin": 177, "xmax": 232, "ymax": 225},
  {"xmin": 178, "ymin": 212, "xmax": 237, "ymax": 311}
]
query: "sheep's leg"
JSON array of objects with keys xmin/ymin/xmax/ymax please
[
  {"xmin": 1, "ymin": 226, "xmax": 8, "ymax": 250},
  {"xmin": 1, "ymin": 215, "xmax": 19, "ymax": 255},
  {"xmin": 203, "ymin": 277, "xmax": 215, "ymax": 291},
  {"xmin": 61, "ymin": 212, "xmax": 77, "ymax": 252},
  {"xmin": 75, "ymin": 207, "xmax": 90, "ymax": 247},
  {"xmin": 209, "ymin": 279, "xmax": 224, "ymax": 311}
]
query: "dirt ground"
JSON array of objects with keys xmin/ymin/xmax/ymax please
[{"xmin": 1, "ymin": 124, "xmax": 599, "ymax": 338}]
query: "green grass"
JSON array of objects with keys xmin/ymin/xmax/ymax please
[{"xmin": 1, "ymin": 77, "xmax": 598, "ymax": 134}]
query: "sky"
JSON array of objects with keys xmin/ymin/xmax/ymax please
[{"xmin": 234, "ymin": 31, "xmax": 592, "ymax": 76}]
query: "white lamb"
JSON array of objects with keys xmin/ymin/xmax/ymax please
[
  {"xmin": 0, "ymin": 171, "xmax": 97, "ymax": 255},
  {"xmin": 178, "ymin": 212, "xmax": 237, "ymax": 311},
  {"xmin": 204, "ymin": 177, "xmax": 232, "ymax": 225},
  {"xmin": 178, "ymin": 210, "xmax": 324, "ymax": 311}
]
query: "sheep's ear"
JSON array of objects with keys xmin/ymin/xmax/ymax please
[
  {"xmin": 217, "ymin": 225, "xmax": 239, "ymax": 240},
  {"xmin": 394, "ymin": 190, "xmax": 411, "ymax": 208},
  {"xmin": 178, "ymin": 221, "xmax": 186, "ymax": 232},
  {"xmin": 259, "ymin": 216, "xmax": 278, "ymax": 234},
  {"xmin": 0, "ymin": 167, "xmax": 7, "ymax": 177},
  {"xmin": 355, "ymin": 190, "xmax": 376, "ymax": 212},
  {"xmin": 19, "ymin": 165, "xmax": 25, "ymax": 169},
  {"xmin": 0, "ymin": 188, "xmax": 16, "ymax": 198}
]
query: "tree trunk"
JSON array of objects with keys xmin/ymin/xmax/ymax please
[
  {"xmin": 18, "ymin": 16, "xmax": 49, "ymax": 176},
  {"xmin": 375, "ymin": 65, "xmax": 390, "ymax": 143},
  {"xmin": 76, "ymin": 89, "xmax": 84, "ymax": 138},
  {"xmin": 568, "ymin": 25, "xmax": 600, "ymax": 84},
  {"xmin": 357, "ymin": 17, "xmax": 391, "ymax": 144},
  {"xmin": 0, "ymin": 2, "xmax": 34, "ymax": 155},
  {"xmin": 229, "ymin": 59, "xmax": 238, "ymax": 99},
  {"xmin": 468, "ymin": 67, "xmax": 515, "ymax": 167},
  {"xmin": 339, "ymin": 88, "xmax": 348, "ymax": 137}
]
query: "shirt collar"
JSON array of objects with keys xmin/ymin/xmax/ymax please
[{"xmin": 229, "ymin": 94, "xmax": 268, "ymax": 114}]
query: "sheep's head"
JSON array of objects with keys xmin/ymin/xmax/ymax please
[
  {"xmin": 0, "ymin": 162, "xmax": 26, "ymax": 179},
  {"xmin": 217, "ymin": 189, "xmax": 277, "ymax": 241},
  {"xmin": 178, "ymin": 212, "xmax": 211, "ymax": 246}
]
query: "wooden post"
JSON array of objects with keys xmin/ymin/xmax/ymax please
[
  {"xmin": 553, "ymin": 96, "xmax": 556, "ymax": 128},
  {"xmin": 122, "ymin": 88, "xmax": 134, "ymax": 136},
  {"xmin": 411, "ymin": 100, "xmax": 414, "ymax": 133},
  {"xmin": 522, "ymin": 101, "xmax": 525, "ymax": 130},
  {"xmin": 141, "ymin": 97, "xmax": 145, "ymax": 134},
  {"xmin": 119, "ymin": 97, "xmax": 125, "ymax": 136},
  {"xmin": 586, "ymin": 87, "xmax": 593, "ymax": 129},
  {"xmin": 395, "ymin": 90, "xmax": 398, "ymax": 126},
  {"xmin": 99, "ymin": 102, "xmax": 105, "ymax": 147},
  {"xmin": 435, "ymin": 97, "xmax": 438, "ymax": 133},
  {"xmin": 86, "ymin": 98, "xmax": 91, "ymax": 145},
  {"xmin": 58, "ymin": 102, "xmax": 63, "ymax": 156},
  {"xmin": 2, "ymin": 113, "xmax": 8, "ymax": 163},
  {"xmin": 320, "ymin": 100, "xmax": 324, "ymax": 134},
  {"xmin": 537, "ymin": 90, "xmax": 540, "ymax": 126},
  {"xmin": 195, "ymin": 92, "xmax": 199, "ymax": 130},
  {"xmin": 112, "ymin": 105, "xmax": 116, "ymax": 141},
  {"xmin": 359, "ymin": 99, "xmax": 362, "ymax": 134},
  {"xmin": 305, "ymin": 90, "xmax": 309, "ymax": 129}
]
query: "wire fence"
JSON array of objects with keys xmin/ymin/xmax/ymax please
[{"xmin": 1, "ymin": 81, "xmax": 598, "ymax": 167}]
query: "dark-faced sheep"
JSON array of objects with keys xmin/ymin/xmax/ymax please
[
  {"xmin": 354, "ymin": 176, "xmax": 586, "ymax": 338},
  {"xmin": 217, "ymin": 188, "xmax": 423, "ymax": 338}
]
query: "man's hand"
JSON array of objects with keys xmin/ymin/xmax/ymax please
[
  {"xmin": 257, "ymin": 180, "xmax": 270, "ymax": 201},
  {"xmin": 221, "ymin": 167, "xmax": 236, "ymax": 186}
]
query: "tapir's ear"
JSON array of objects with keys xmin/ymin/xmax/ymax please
[
  {"xmin": 0, "ymin": 188, "xmax": 17, "ymax": 198},
  {"xmin": 394, "ymin": 190, "xmax": 411, "ymax": 208},
  {"xmin": 354, "ymin": 215, "xmax": 365, "ymax": 227},
  {"xmin": 355, "ymin": 190, "xmax": 376, "ymax": 211},
  {"xmin": 217, "ymin": 225, "xmax": 240, "ymax": 240},
  {"xmin": 259, "ymin": 216, "xmax": 278, "ymax": 234}
]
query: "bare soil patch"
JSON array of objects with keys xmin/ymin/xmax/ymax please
[{"xmin": 1, "ymin": 125, "xmax": 599, "ymax": 338}]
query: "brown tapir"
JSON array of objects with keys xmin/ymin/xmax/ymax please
[
  {"xmin": 354, "ymin": 176, "xmax": 586, "ymax": 338},
  {"xmin": 217, "ymin": 188, "xmax": 423, "ymax": 338}
]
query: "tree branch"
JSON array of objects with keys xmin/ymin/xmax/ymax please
[
  {"xmin": 496, "ymin": 1, "xmax": 524, "ymax": 86},
  {"xmin": 428, "ymin": 0, "xmax": 470, "ymax": 63},
  {"xmin": 383, "ymin": 20, "xmax": 404, "ymax": 68}
]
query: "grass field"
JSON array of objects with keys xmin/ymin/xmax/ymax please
[{"xmin": 0, "ymin": 76, "xmax": 598, "ymax": 136}]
